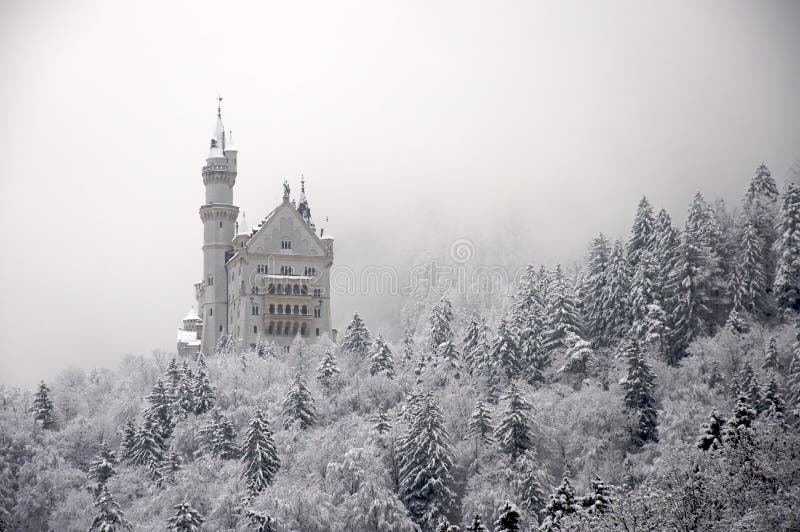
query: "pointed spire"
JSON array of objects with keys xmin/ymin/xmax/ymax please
[
  {"xmin": 208, "ymin": 96, "xmax": 226, "ymax": 158},
  {"xmin": 236, "ymin": 211, "xmax": 249, "ymax": 235},
  {"xmin": 297, "ymin": 174, "xmax": 312, "ymax": 224}
]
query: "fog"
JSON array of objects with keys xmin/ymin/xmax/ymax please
[{"xmin": 1, "ymin": 0, "xmax": 798, "ymax": 386}]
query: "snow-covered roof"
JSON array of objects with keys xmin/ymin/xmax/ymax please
[
  {"xmin": 177, "ymin": 329, "xmax": 200, "ymax": 345},
  {"xmin": 264, "ymin": 274, "xmax": 313, "ymax": 281},
  {"xmin": 207, "ymin": 115, "xmax": 226, "ymax": 158},
  {"xmin": 236, "ymin": 211, "xmax": 250, "ymax": 235},
  {"xmin": 225, "ymin": 131, "xmax": 237, "ymax": 152},
  {"xmin": 183, "ymin": 307, "xmax": 200, "ymax": 321}
]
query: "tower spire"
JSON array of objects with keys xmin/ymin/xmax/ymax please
[{"xmin": 217, "ymin": 94, "xmax": 223, "ymax": 118}]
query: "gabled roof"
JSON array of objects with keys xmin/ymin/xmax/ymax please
[{"xmin": 245, "ymin": 200, "xmax": 327, "ymax": 254}]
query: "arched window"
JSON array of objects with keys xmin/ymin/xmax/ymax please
[
  {"xmin": 269, "ymin": 304, "xmax": 275, "ymax": 314},
  {"xmin": 268, "ymin": 284, "xmax": 275, "ymax": 294},
  {"xmin": 300, "ymin": 323, "xmax": 307, "ymax": 336},
  {"xmin": 301, "ymin": 305, "xmax": 307, "ymax": 315},
  {"xmin": 301, "ymin": 285, "xmax": 308, "ymax": 295},
  {"xmin": 292, "ymin": 323, "xmax": 299, "ymax": 335},
  {"xmin": 285, "ymin": 305, "xmax": 291, "ymax": 315},
  {"xmin": 293, "ymin": 284, "xmax": 300, "ymax": 295},
  {"xmin": 293, "ymin": 305, "xmax": 299, "ymax": 314},
  {"xmin": 277, "ymin": 304, "xmax": 283, "ymax": 314},
  {"xmin": 268, "ymin": 322, "xmax": 274, "ymax": 335}
]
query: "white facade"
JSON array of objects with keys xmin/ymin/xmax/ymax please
[{"xmin": 179, "ymin": 105, "xmax": 335, "ymax": 356}]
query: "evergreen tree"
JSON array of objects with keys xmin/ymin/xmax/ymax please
[
  {"xmin": 514, "ymin": 450, "xmax": 548, "ymax": 516},
  {"xmin": 120, "ymin": 419, "xmax": 136, "ymax": 460},
  {"xmin": 369, "ymin": 335, "xmax": 396, "ymax": 378},
  {"xmin": 738, "ymin": 361, "xmax": 764, "ymax": 413},
  {"xmin": 193, "ymin": 366, "xmax": 216, "ymax": 415},
  {"xmin": 144, "ymin": 379, "xmax": 173, "ymax": 437},
  {"xmin": 342, "ymin": 312, "xmax": 371, "ymax": 357},
  {"xmin": 88, "ymin": 442, "xmax": 118, "ymax": 490},
  {"xmin": 494, "ymin": 384, "xmax": 533, "ymax": 459},
  {"xmin": 89, "ymin": 485, "xmax": 131, "ymax": 531},
  {"xmin": 282, "ymin": 373, "xmax": 316, "ymax": 429},
  {"xmin": 397, "ymin": 391, "xmax": 455, "ymax": 528},
  {"xmin": 316, "ymin": 349, "xmax": 340, "ymax": 388},
  {"xmin": 175, "ymin": 361, "xmax": 195, "ymax": 416},
  {"xmin": 621, "ymin": 340, "xmax": 658, "ymax": 446},
  {"xmin": 540, "ymin": 471, "xmax": 581, "ymax": 530},
  {"xmin": 542, "ymin": 264, "xmax": 582, "ymax": 352},
  {"xmin": 401, "ymin": 327, "xmax": 415, "ymax": 367},
  {"xmin": 372, "ymin": 406, "xmax": 392, "ymax": 435},
  {"xmin": 558, "ymin": 331, "xmax": 595, "ymax": 386},
  {"xmin": 787, "ymin": 341, "xmax": 800, "ymax": 416},
  {"xmin": 723, "ymin": 393, "xmax": 757, "ymax": 444},
  {"xmin": 580, "ymin": 476, "xmax": 613, "ymax": 515},
  {"xmin": 465, "ymin": 399, "xmax": 494, "ymax": 458},
  {"xmin": 627, "ymin": 196, "xmax": 655, "ymax": 268},
  {"xmin": 201, "ymin": 409, "xmax": 239, "ymax": 459},
  {"xmin": 487, "ymin": 319, "xmax": 521, "ymax": 380},
  {"xmin": 743, "ymin": 163, "xmax": 780, "ymax": 301},
  {"xmin": 30, "ymin": 381, "xmax": 55, "ymax": 430},
  {"xmin": 724, "ymin": 292, "xmax": 750, "ymax": 335},
  {"xmin": 707, "ymin": 360, "xmax": 724, "ymax": 390},
  {"xmin": 240, "ymin": 408, "xmax": 280, "ymax": 494},
  {"xmin": 511, "ymin": 266, "xmax": 547, "ymax": 376},
  {"xmin": 435, "ymin": 339, "xmax": 461, "ymax": 377},
  {"xmin": 244, "ymin": 509, "xmax": 276, "ymax": 532},
  {"xmin": 733, "ymin": 222, "xmax": 768, "ymax": 316},
  {"xmin": 159, "ymin": 447, "xmax": 182, "ymax": 485},
  {"xmin": 465, "ymin": 513, "xmax": 488, "ymax": 532},
  {"xmin": 630, "ymin": 251, "xmax": 669, "ymax": 357},
  {"xmin": 763, "ymin": 337, "xmax": 780, "ymax": 372},
  {"xmin": 584, "ymin": 233, "xmax": 612, "ymax": 344},
  {"xmin": 763, "ymin": 377, "xmax": 787, "ymax": 421},
  {"xmin": 462, "ymin": 315, "xmax": 488, "ymax": 375},
  {"xmin": 774, "ymin": 182, "xmax": 800, "ymax": 311},
  {"xmin": 602, "ymin": 240, "xmax": 632, "ymax": 343},
  {"xmin": 493, "ymin": 502, "xmax": 521, "ymax": 531},
  {"xmin": 130, "ymin": 417, "xmax": 165, "ymax": 479},
  {"xmin": 255, "ymin": 336, "xmax": 275, "ymax": 359},
  {"xmin": 167, "ymin": 502, "xmax": 204, "ymax": 532},
  {"xmin": 696, "ymin": 410, "xmax": 726, "ymax": 451},
  {"xmin": 429, "ymin": 296, "xmax": 455, "ymax": 353},
  {"xmin": 165, "ymin": 358, "xmax": 182, "ymax": 403}
]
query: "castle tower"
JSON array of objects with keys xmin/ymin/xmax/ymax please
[{"xmin": 198, "ymin": 97, "xmax": 239, "ymax": 355}]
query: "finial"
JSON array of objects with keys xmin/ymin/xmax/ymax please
[
  {"xmin": 217, "ymin": 94, "xmax": 223, "ymax": 118},
  {"xmin": 301, "ymin": 173, "xmax": 305, "ymax": 192}
]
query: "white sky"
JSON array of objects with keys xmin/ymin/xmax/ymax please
[{"xmin": 1, "ymin": 0, "xmax": 799, "ymax": 386}]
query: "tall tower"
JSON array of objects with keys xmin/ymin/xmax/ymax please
[{"xmin": 198, "ymin": 97, "xmax": 239, "ymax": 355}]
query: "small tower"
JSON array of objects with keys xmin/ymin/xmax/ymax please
[
  {"xmin": 297, "ymin": 175, "xmax": 312, "ymax": 226},
  {"xmin": 198, "ymin": 96, "xmax": 239, "ymax": 355}
]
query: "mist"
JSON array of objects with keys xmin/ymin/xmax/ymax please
[{"xmin": 1, "ymin": 0, "xmax": 799, "ymax": 386}]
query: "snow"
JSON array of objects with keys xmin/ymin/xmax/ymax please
[{"xmin": 177, "ymin": 329, "xmax": 200, "ymax": 345}]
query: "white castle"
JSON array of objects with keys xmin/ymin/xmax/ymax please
[{"xmin": 178, "ymin": 100, "xmax": 335, "ymax": 356}]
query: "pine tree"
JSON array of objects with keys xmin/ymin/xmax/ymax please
[
  {"xmin": 159, "ymin": 447, "xmax": 182, "ymax": 485},
  {"xmin": 401, "ymin": 327, "xmax": 415, "ymax": 367},
  {"xmin": 510, "ymin": 266, "xmax": 547, "ymax": 372},
  {"xmin": 316, "ymin": 349, "xmax": 340, "ymax": 389},
  {"xmin": 89, "ymin": 485, "xmax": 131, "ymax": 531},
  {"xmin": 240, "ymin": 408, "xmax": 280, "ymax": 493},
  {"xmin": 621, "ymin": 340, "xmax": 658, "ymax": 446},
  {"xmin": 282, "ymin": 373, "xmax": 316, "ymax": 429},
  {"xmin": 558, "ymin": 331, "xmax": 595, "ymax": 386},
  {"xmin": 175, "ymin": 361, "xmax": 195, "ymax": 416},
  {"xmin": 397, "ymin": 391, "xmax": 455, "ymax": 528},
  {"xmin": 630, "ymin": 251, "xmax": 669, "ymax": 357},
  {"xmin": 369, "ymin": 335, "xmax": 396, "ymax": 378},
  {"xmin": 763, "ymin": 377, "xmax": 787, "ymax": 421},
  {"xmin": 167, "ymin": 502, "xmax": 204, "ymax": 532},
  {"xmin": 733, "ymin": 222, "xmax": 768, "ymax": 316},
  {"xmin": 514, "ymin": 450, "xmax": 548, "ymax": 516},
  {"xmin": 542, "ymin": 264, "xmax": 582, "ymax": 352},
  {"xmin": 627, "ymin": 196, "xmax": 655, "ymax": 269},
  {"xmin": 764, "ymin": 337, "xmax": 780, "ymax": 372},
  {"xmin": 723, "ymin": 393, "xmax": 757, "ymax": 444},
  {"xmin": 244, "ymin": 509, "xmax": 276, "ymax": 532},
  {"xmin": 144, "ymin": 379, "xmax": 173, "ymax": 437},
  {"xmin": 743, "ymin": 163, "xmax": 780, "ymax": 300},
  {"xmin": 540, "ymin": 471, "xmax": 581, "ymax": 530},
  {"xmin": 584, "ymin": 233, "xmax": 612, "ymax": 344},
  {"xmin": 120, "ymin": 419, "xmax": 136, "ymax": 460},
  {"xmin": 372, "ymin": 406, "xmax": 392, "ymax": 435},
  {"xmin": 462, "ymin": 315, "xmax": 488, "ymax": 375},
  {"xmin": 465, "ymin": 399, "xmax": 494, "ymax": 458},
  {"xmin": 602, "ymin": 240, "xmax": 632, "ymax": 343},
  {"xmin": 255, "ymin": 336, "xmax": 275, "ymax": 359},
  {"xmin": 165, "ymin": 358, "xmax": 182, "ymax": 403},
  {"xmin": 580, "ymin": 476, "xmax": 613, "ymax": 515},
  {"xmin": 429, "ymin": 296, "xmax": 455, "ymax": 354},
  {"xmin": 488, "ymin": 319, "xmax": 521, "ymax": 380},
  {"xmin": 342, "ymin": 312, "xmax": 371, "ymax": 357},
  {"xmin": 130, "ymin": 417, "xmax": 165, "ymax": 479},
  {"xmin": 30, "ymin": 381, "xmax": 55, "ymax": 430},
  {"xmin": 212, "ymin": 412, "xmax": 239, "ymax": 459},
  {"xmin": 696, "ymin": 410, "xmax": 726, "ymax": 451},
  {"xmin": 193, "ymin": 366, "xmax": 216, "ymax": 415},
  {"xmin": 774, "ymin": 182, "xmax": 800, "ymax": 311},
  {"xmin": 787, "ymin": 337, "xmax": 800, "ymax": 416},
  {"xmin": 88, "ymin": 442, "xmax": 118, "ymax": 490},
  {"xmin": 465, "ymin": 513, "xmax": 488, "ymax": 532},
  {"xmin": 724, "ymin": 292, "xmax": 750, "ymax": 335},
  {"xmin": 738, "ymin": 361, "xmax": 764, "ymax": 414},
  {"xmin": 493, "ymin": 502, "xmax": 521, "ymax": 531},
  {"xmin": 494, "ymin": 384, "xmax": 532, "ymax": 459}
]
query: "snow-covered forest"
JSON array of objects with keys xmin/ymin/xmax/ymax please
[{"xmin": 2, "ymin": 164, "xmax": 800, "ymax": 531}]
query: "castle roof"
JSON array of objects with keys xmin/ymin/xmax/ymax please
[
  {"xmin": 236, "ymin": 211, "xmax": 249, "ymax": 235},
  {"xmin": 183, "ymin": 307, "xmax": 200, "ymax": 321}
]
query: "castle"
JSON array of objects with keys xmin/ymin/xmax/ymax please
[{"xmin": 178, "ymin": 100, "xmax": 335, "ymax": 356}]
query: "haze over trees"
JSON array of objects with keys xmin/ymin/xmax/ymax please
[{"xmin": 1, "ymin": 164, "xmax": 799, "ymax": 530}]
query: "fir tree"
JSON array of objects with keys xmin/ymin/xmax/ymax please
[
  {"xmin": 167, "ymin": 502, "xmax": 204, "ymax": 532},
  {"xmin": 787, "ymin": 343, "xmax": 800, "ymax": 415},
  {"xmin": 240, "ymin": 408, "xmax": 280, "ymax": 494},
  {"xmin": 210, "ymin": 411, "xmax": 239, "ymax": 459},
  {"xmin": 193, "ymin": 366, "xmax": 216, "ymax": 415},
  {"xmin": 88, "ymin": 442, "xmax": 118, "ymax": 491},
  {"xmin": 764, "ymin": 337, "xmax": 780, "ymax": 372},
  {"xmin": 627, "ymin": 196, "xmax": 655, "ymax": 269},
  {"xmin": 511, "ymin": 266, "xmax": 547, "ymax": 372},
  {"xmin": 465, "ymin": 513, "xmax": 488, "ymax": 532},
  {"xmin": 435, "ymin": 339, "xmax": 461, "ymax": 377},
  {"xmin": 255, "ymin": 336, "xmax": 275, "ymax": 359},
  {"xmin": 144, "ymin": 378, "xmax": 173, "ymax": 437},
  {"xmin": 580, "ymin": 476, "xmax": 613, "ymax": 515},
  {"xmin": 707, "ymin": 360, "xmax": 724, "ymax": 390},
  {"xmin": 621, "ymin": 340, "xmax": 659, "ymax": 446},
  {"xmin": 488, "ymin": 319, "xmax": 521, "ymax": 380},
  {"xmin": 159, "ymin": 447, "xmax": 182, "ymax": 485},
  {"xmin": 130, "ymin": 417, "xmax": 165, "ymax": 479},
  {"xmin": 369, "ymin": 335, "xmax": 396, "ymax": 378},
  {"xmin": 540, "ymin": 471, "xmax": 581, "ymax": 530},
  {"xmin": 774, "ymin": 182, "xmax": 800, "ymax": 311},
  {"xmin": 120, "ymin": 419, "xmax": 136, "ymax": 460},
  {"xmin": 738, "ymin": 361, "xmax": 764, "ymax": 413},
  {"xmin": 558, "ymin": 331, "xmax": 595, "ymax": 386},
  {"xmin": 244, "ymin": 509, "xmax": 276, "ymax": 532},
  {"xmin": 514, "ymin": 450, "xmax": 548, "ymax": 516},
  {"xmin": 602, "ymin": 240, "xmax": 632, "ymax": 343},
  {"xmin": 743, "ymin": 163, "xmax": 780, "ymax": 300},
  {"xmin": 465, "ymin": 399, "xmax": 494, "ymax": 458},
  {"xmin": 696, "ymin": 410, "xmax": 726, "ymax": 451},
  {"xmin": 542, "ymin": 264, "xmax": 582, "ymax": 352},
  {"xmin": 462, "ymin": 315, "xmax": 487, "ymax": 375},
  {"xmin": 724, "ymin": 293, "xmax": 750, "ymax": 335},
  {"xmin": 493, "ymin": 502, "xmax": 521, "ymax": 531},
  {"xmin": 401, "ymin": 327, "xmax": 415, "ymax": 367},
  {"xmin": 342, "ymin": 312, "xmax": 371, "ymax": 357},
  {"xmin": 494, "ymin": 383, "xmax": 533, "ymax": 459},
  {"xmin": 397, "ymin": 391, "xmax": 455, "ymax": 528},
  {"xmin": 733, "ymin": 222, "xmax": 768, "ymax": 316},
  {"xmin": 372, "ymin": 406, "xmax": 392, "ymax": 435},
  {"xmin": 630, "ymin": 251, "xmax": 669, "ymax": 357},
  {"xmin": 723, "ymin": 393, "xmax": 756, "ymax": 444},
  {"xmin": 429, "ymin": 296, "xmax": 455, "ymax": 353},
  {"xmin": 175, "ymin": 361, "xmax": 195, "ymax": 416},
  {"xmin": 763, "ymin": 377, "xmax": 787, "ymax": 422},
  {"xmin": 584, "ymin": 233, "xmax": 612, "ymax": 344},
  {"xmin": 282, "ymin": 373, "xmax": 316, "ymax": 429},
  {"xmin": 316, "ymin": 349, "xmax": 340, "ymax": 389},
  {"xmin": 30, "ymin": 381, "xmax": 55, "ymax": 430},
  {"xmin": 165, "ymin": 358, "xmax": 182, "ymax": 403},
  {"xmin": 89, "ymin": 485, "xmax": 131, "ymax": 531}
]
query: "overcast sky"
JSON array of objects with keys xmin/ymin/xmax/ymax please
[{"xmin": 1, "ymin": 0, "xmax": 798, "ymax": 386}]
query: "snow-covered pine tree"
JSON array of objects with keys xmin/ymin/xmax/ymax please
[
  {"xmin": 724, "ymin": 290, "xmax": 750, "ymax": 335},
  {"xmin": 372, "ymin": 406, "xmax": 392, "ymax": 435},
  {"xmin": 542, "ymin": 264, "xmax": 582, "ymax": 352},
  {"xmin": 144, "ymin": 378, "xmax": 173, "ymax": 438},
  {"xmin": 342, "ymin": 312, "xmax": 371, "ymax": 357},
  {"xmin": 696, "ymin": 410, "xmax": 726, "ymax": 451},
  {"xmin": 201, "ymin": 409, "xmax": 239, "ymax": 459},
  {"xmin": 429, "ymin": 296, "xmax": 455, "ymax": 354},
  {"xmin": 763, "ymin": 337, "xmax": 780, "ymax": 372},
  {"xmin": 557, "ymin": 331, "xmax": 595, "ymax": 386},
  {"xmin": 316, "ymin": 349, "xmax": 340, "ymax": 389},
  {"xmin": 487, "ymin": 319, "xmax": 520, "ymax": 380},
  {"xmin": 88, "ymin": 442, "xmax": 118, "ymax": 491},
  {"xmin": 762, "ymin": 377, "xmax": 787, "ymax": 422},
  {"xmin": 175, "ymin": 362, "xmax": 195, "ymax": 417},
  {"xmin": 493, "ymin": 502, "xmax": 521, "ymax": 531},
  {"xmin": 240, "ymin": 408, "xmax": 280, "ymax": 494},
  {"xmin": 436, "ymin": 339, "xmax": 461, "ymax": 377},
  {"xmin": 733, "ymin": 222, "xmax": 768, "ymax": 317},
  {"xmin": 401, "ymin": 327, "xmax": 415, "ymax": 367},
  {"xmin": 130, "ymin": 417, "xmax": 165, "ymax": 479},
  {"xmin": 651, "ymin": 209, "xmax": 681, "ymax": 303},
  {"xmin": 510, "ymin": 266, "xmax": 547, "ymax": 379},
  {"xmin": 167, "ymin": 502, "xmax": 204, "ymax": 532},
  {"xmin": 159, "ymin": 447, "xmax": 182, "ymax": 485},
  {"xmin": 30, "ymin": 381, "xmax": 55, "ymax": 430},
  {"xmin": 369, "ymin": 335, "xmax": 396, "ymax": 378},
  {"xmin": 462, "ymin": 315, "xmax": 487, "ymax": 376},
  {"xmin": 193, "ymin": 365, "xmax": 216, "ymax": 415},
  {"xmin": 465, "ymin": 398, "xmax": 493, "ymax": 458},
  {"xmin": 397, "ymin": 391, "xmax": 455, "ymax": 528},
  {"xmin": 603, "ymin": 240, "xmax": 632, "ymax": 343},
  {"xmin": 89, "ymin": 485, "xmax": 130, "ymax": 531},
  {"xmin": 282, "ymin": 373, "xmax": 316, "ymax": 429},
  {"xmin": 621, "ymin": 340, "xmax": 658, "ymax": 446},
  {"xmin": 584, "ymin": 234, "xmax": 611, "ymax": 344},
  {"xmin": 580, "ymin": 476, "xmax": 613, "ymax": 515},
  {"xmin": 774, "ymin": 182, "xmax": 800, "ymax": 312},
  {"xmin": 514, "ymin": 450, "xmax": 548, "ymax": 517},
  {"xmin": 540, "ymin": 470, "xmax": 581, "ymax": 530},
  {"xmin": 494, "ymin": 383, "xmax": 533, "ymax": 459},
  {"xmin": 627, "ymin": 196, "xmax": 655, "ymax": 270},
  {"xmin": 788, "ymin": 338, "xmax": 800, "ymax": 416},
  {"xmin": 738, "ymin": 361, "xmax": 764, "ymax": 414},
  {"xmin": 255, "ymin": 336, "xmax": 275, "ymax": 359},
  {"xmin": 120, "ymin": 419, "xmax": 136, "ymax": 460},
  {"xmin": 244, "ymin": 509, "xmax": 276, "ymax": 532},
  {"xmin": 165, "ymin": 358, "xmax": 182, "ymax": 403},
  {"xmin": 630, "ymin": 250, "xmax": 668, "ymax": 355},
  {"xmin": 465, "ymin": 513, "xmax": 488, "ymax": 532},
  {"xmin": 743, "ymin": 163, "xmax": 780, "ymax": 298},
  {"xmin": 707, "ymin": 360, "xmax": 724, "ymax": 390},
  {"xmin": 723, "ymin": 393, "xmax": 756, "ymax": 445}
]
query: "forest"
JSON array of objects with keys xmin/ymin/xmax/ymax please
[{"xmin": 2, "ymin": 164, "xmax": 800, "ymax": 531}]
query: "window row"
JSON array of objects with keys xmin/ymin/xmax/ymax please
[
  {"xmin": 267, "ymin": 283, "xmax": 309, "ymax": 295},
  {"xmin": 268, "ymin": 304, "xmax": 313, "ymax": 316},
  {"xmin": 266, "ymin": 322, "xmax": 321, "ymax": 337}
]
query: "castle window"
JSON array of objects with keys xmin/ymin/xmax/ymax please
[
  {"xmin": 207, "ymin": 276, "xmax": 214, "ymax": 286},
  {"xmin": 252, "ymin": 305, "xmax": 259, "ymax": 315},
  {"xmin": 209, "ymin": 308, "xmax": 213, "ymax": 316},
  {"xmin": 313, "ymin": 288, "xmax": 321, "ymax": 297},
  {"xmin": 285, "ymin": 305, "xmax": 291, "ymax": 315},
  {"xmin": 253, "ymin": 325, "xmax": 257, "ymax": 334},
  {"xmin": 219, "ymin": 222, "xmax": 223, "ymax": 228},
  {"xmin": 293, "ymin": 305, "xmax": 299, "ymax": 314},
  {"xmin": 219, "ymin": 325, "xmax": 223, "ymax": 332},
  {"xmin": 268, "ymin": 322, "xmax": 274, "ymax": 335},
  {"xmin": 257, "ymin": 264, "xmax": 268, "ymax": 274},
  {"xmin": 281, "ymin": 240, "xmax": 292, "ymax": 249},
  {"xmin": 276, "ymin": 322, "xmax": 282, "ymax": 335},
  {"xmin": 314, "ymin": 308, "xmax": 321, "ymax": 318},
  {"xmin": 301, "ymin": 285, "xmax": 308, "ymax": 295},
  {"xmin": 301, "ymin": 305, "xmax": 307, "ymax": 315},
  {"xmin": 300, "ymin": 323, "xmax": 307, "ymax": 336},
  {"xmin": 268, "ymin": 284, "xmax": 275, "ymax": 294},
  {"xmin": 269, "ymin": 304, "xmax": 275, "ymax": 314},
  {"xmin": 277, "ymin": 304, "xmax": 283, "ymax": 314},
  {"xmin": 293, "ymin": 285, "xmax": 300, "ymax": 295},
  {"xmin": 316, "ymin": 328, "xmax": 320, "ymax": 337}
]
